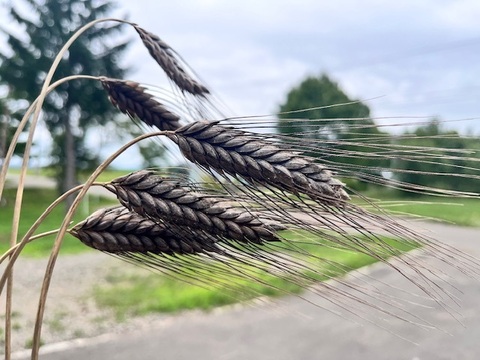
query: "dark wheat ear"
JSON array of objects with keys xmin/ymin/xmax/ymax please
[
  {"xmin": 166, "ymin": 121, "xmax": 350, "ymax": 204},
  {"xmin": 69, "ymin": 206, "xmax": 223, "ymax": 255},
  {"xmin": 101, "ymin": 77, "xmax": 181, "ymax": 131},
  {"xmin": 133, "ymin": 24, "xmax": 210, "ymax": 97},
  {"xmin": 103, "ymin": 170, "xmax": 282, "ymax": 244}
]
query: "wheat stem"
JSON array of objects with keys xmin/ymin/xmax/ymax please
[
  {"xmin": 14, "ymin": 17, "xmax": 136, "ymax": 360},
  {"xmin": 6, "ymin": 18, "xmax": 123, "ymax": 359},
  {"xmin": 0, "ymin": 230, "xmax": 62, "ymax": 266},
  {"xmin": 30, "ymin": 130, "xmax": 168, "ymax": 358}
]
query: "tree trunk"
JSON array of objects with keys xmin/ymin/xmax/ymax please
[
  {"xmin": 63, "ymin": 118, "xmax": 77, "ymax": 210},
  {"xmin": 0, "ymin": 116, "xmax": 6, "ymax": 162}
]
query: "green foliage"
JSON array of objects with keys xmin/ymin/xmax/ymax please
[
  {"xmin": 277, "ymin": 75, "xmax": 391, "ymax": 187},
  {"xmin": 278, "ymin": 75, "xmax": 371, "ymax": 135},
  {"xmin": 393, "ymin": 119, "xmax": 480, "ymax": 195},
  {"xmin": 0, "ymin": 0, "xmax": 130, "ymax": 196}
]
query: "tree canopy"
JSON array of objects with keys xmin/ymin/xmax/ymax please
[
  {"xmin": 278, "ymin": 75, "xmax": 371, "ymax": 135},
  {"xmin": 277, "ymin": 74, "xmax": 390, "ymax": 186}
]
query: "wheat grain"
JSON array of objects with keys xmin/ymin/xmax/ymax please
[
  {"xmin": 101, "ymin": 77, "xmax": 181, "ymax": 131},
  {"xmin": 166, "ymin": 120, "xmax": 350, "ymax": 203},
  {"xmin": 70, "ymin": 206, "xmax": 223, "ymax": 255},
  {"xmin": 133, "ymin": 25, "xmax": 210, "ymax": 96},
  {"xmin": 103, "ymin": 170, "xmax": 282, "ymax": 244}
]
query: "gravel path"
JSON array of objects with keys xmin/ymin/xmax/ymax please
[{"xmin": 1, "ymin": 252, "xmax": 173, "ymax": 354}]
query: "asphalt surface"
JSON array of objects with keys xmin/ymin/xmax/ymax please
[{"xmin": 10, "ymin": 222, "xmax": 480, "ymax": 360}]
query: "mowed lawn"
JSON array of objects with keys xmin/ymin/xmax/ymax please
[
  {"xmin": 394, "ymin": 198, "xmax": 480, "ymax": 226},
  {"xmin": 357, "ymin": 196, "xmax": 480, "ymax": 227}
]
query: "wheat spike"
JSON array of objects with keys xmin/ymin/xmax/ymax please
[
  {"xmin": 70, "ymin": 206, "xmax": 223, "ymax": 255},
  {"xmin": 166, "ymin": 120, "xmax": 350, "ymax": 203},
  {"xmin": 103, "ymin": 170, "xmax": 281, "ymax": 244},
  {"xmin": 101, "ymin": 77, "xmax": 181, "ymax": 131},
  {"xmin": 133, "ymin": 25, "xmax": 210, "ymax": 96}
]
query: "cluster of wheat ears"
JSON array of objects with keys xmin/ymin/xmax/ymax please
[{"xmin": 1, "ymin": 18, "xmax": 480, "ymax": 359}]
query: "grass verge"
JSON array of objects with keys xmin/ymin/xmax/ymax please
[
  {"xmin": 0, "ymin": 187, "xmax": 117, "ymax": 257},
  {"xmin": 93, "ymin": 233, "xmax": 416, "ymax": 318},
  {"xmin": 357, "ymin": 196, "xmax": 480, "ymax": 227}
]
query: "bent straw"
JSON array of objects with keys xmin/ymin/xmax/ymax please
[{"xmin": 30, "ymin": 130, "xmax": 168, "ymax": 359}]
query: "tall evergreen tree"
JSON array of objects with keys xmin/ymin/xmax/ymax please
[{"xmin": 0, "ymin": 0, "xmax": 129, "ymax": 206}]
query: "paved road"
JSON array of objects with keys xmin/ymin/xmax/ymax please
[{"xmin": 12, "ymin": 222, "xmax": 480, "ymax": 360}]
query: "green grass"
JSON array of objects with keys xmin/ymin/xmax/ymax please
[
  {"xmin": 78, "ymin": 169, "xmax": 134, "ymax": 183},
  {"xmin": 6, "ymin": 167, "xmax": 56, "ymax": 177},
  {"xmin": 357, "ymin": 196, "xmax": 480, "ymax": 227},
  {"xmin": 0, "ymin": 187, "xmax": 116, "ymax": 257},
  {"xmin": 392, "ymin": 198, "xmax": 480, "ymax": 226},
  {"xmin": 94, "ymin": 233, "xmax": 416, "ymax": 318}
]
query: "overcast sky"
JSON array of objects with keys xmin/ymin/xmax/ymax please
[{"xmin": 113, "ymin": 0, "xmax": 480, "ymax": 134}]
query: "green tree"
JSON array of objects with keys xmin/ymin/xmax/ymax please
[
  {"xmin": 278, "ymin": 74, "xmax": 390, "ymax": 188},
  {"xmin": 278, "ymin": 75, "xmax": 371, "ymax": 134},
  {"xmin": 394, "ymin": 119, "xmax": 480, "ymax": 195},
  {"xmin": 0, "ymin": 0, "xmax": 129, "ymax": 207}
]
